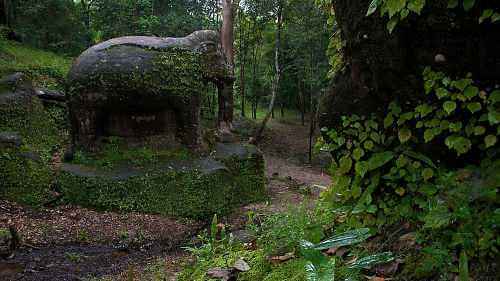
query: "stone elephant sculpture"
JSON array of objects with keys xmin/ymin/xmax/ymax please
[{"xmin": 67, "ymin": 30, "xmax": 232, "ymax": 151}]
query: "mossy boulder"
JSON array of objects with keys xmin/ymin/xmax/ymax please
[
  {"xmin": 0, "ymin": 73, "xmax": 64, "ymax": 205},
  {"xmin": 56, "ymin": 143, "xmax": 266, "ymax": 219},
  {"xmin": 67, "ymin": 30, "xmax": 232, "ymax": 151}
]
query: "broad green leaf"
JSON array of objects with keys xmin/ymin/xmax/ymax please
[
  {"xmin": 353, "ymin": 148, "xmax": 365, "ymax": 160},
  {"xmin": 464, "ymin": 85, "xmax": 479, "ymax": 99},
  {"xmin": 422, "ymin": 168, "xmax": 434, "ymax": 181},
  {"xmin": 384, "ymin": 114, "xmax": 394, "ymax": 128},
  {"xmin": 435, "ymin": 87, "xmax": 449, "ymax": 99},
  {"xmin": 485, "ymin": 135, "xmax": 497, "ymax": 148},
  {"xmin": 400, "ymin": 8, "xmax": 410, "ymax": 19},
  {"xmin": 387, "ymin": 16, "xmax": 399, "ymax": 33},
  {"xmin": 348, "ymin": 252, "xmax": 395, "ymax": 269},
  {"xmin": 398, "ymin": 127, "xmax": 412, "ymax": 143},
  {"xmin": 366, "ymin": 204, "xmax": 378, "ymax": 213},
  {"xmin": 466, "ymin": 102, "xmax": 482, "ymax": 113},
  {"xmin": 489, "ymin": 90, "xmax": 500, "ymax": 103},
  {"xmin": 366, "ymin": 0, "xmax": 381, "ymax": 16},
  {"xmin": 488, "ymin": 110, "xmax": 500, "ymax": 125},
  {"xmin": 370, "ymin": 132, "xmax": 381, "ymax": 143},
  {"xmin": 407, "ymin": 0, "xmax": 426, "ymax": 14},
  {"xmin": 368, "ymin": 151, "xmax": 395, "ymax": 170},
  {"xmin": 451, "ymin": 78, "xmax": 472, "ymax": 91},
  {"xmin": 424, "ymin": 129, "xmax": 435, "ymax": 143},
  {"xmin": 445, "ymin": 135, "xmax": 472, "ymax": 155},
  {"xmin": 396, "ymin": 155, "xmax": 408, "ymax": 168},
  {"xmin": 492, "ymin": 12, "xmax": 500, "ymax": 22},
  {"xmin": 459, "ymin": 251, "xmax": 469, "ymax": 281},
  {"xmin": 447, "ymin": 0, "xmax": 459, "ymax": 8},
  {"xmin": 398, "ymin": 112, "xmax": 415, "ymax": 125},
  {"xmin": 364, "ymin": 140, "xmax": 375, "ymax": 150},
  {"xmin": 395, "ymin": 187, "xmax": 406, "ymax": 196},
  {"xmin": 386, "ymin": 0, "xmax": 406, "ymax": 17},
  {"xmin": 314, "ymin": 228, "xmax": 371, "ymax": 250},
  {"xmin": 339, "ymin": 155, "xmax": 353, "ymax": 174},
  {"xmin": 449, "ymin": 122, "xmax": 463, "ymax": 132},
  {"xmin": 443, "ymin": 101, "xmax": 457, "ymax": 114},
  {"xmin": 440, "ymin": 120, "xmax": 450, "ymax": 130},
  {"xmin": 419, "ymin": 184, "xmax": 437, "ymax": 196},
  {"xmin": 423, "ymin": 204, "xmax": 452, "ymax": 229},
  {"xmin": 403, "ymin": 150, "xmax": 437, "ymax": 168},
  {"xmin": 474, "ymin": 126, "xmax": 486, "ymax": 135},
  {"xmin": 389, "ymin": 102, "xmax": 402, "ymax": 115},
  {"xmin": 463, "ymin": 0, "xmax": 475, "ymax": 11},
  {"xmin": 415, "ymin": 104, "xmax": 433, "ymax": 118},
  {"xmin": 300, "ymin": 240, "xmax": 328, "ymax": 266},
  {"xmin": 355, "ymin": 161, "xmax": 369, "ymax": 178},
  {"xmin": 479, "ymin": 9, "xmax": 494, "ymax": 23},
  {"xmin": 305, "ymin": 262, "xmax": 319, "ymax": 281}
]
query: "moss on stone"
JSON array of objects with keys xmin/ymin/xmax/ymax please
[
  {"xmin": 67, "ymin": 47, "xmax": 209, "ymax": 104},
  {"xmin": 57, "ymin": 150, "xmax": 266, "ymax": 219},
  {"xmin": 0, "ymin": 79, "xmax": 68, "ymax": 205},
  {"xmin": 0, "ymin": 228, "xmax": 10, "ymax": 239},
  {"xmin": 0, "ymin": 148, "xmax": 53, "ymax": 205}
]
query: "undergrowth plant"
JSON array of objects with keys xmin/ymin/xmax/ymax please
[
  {"xmin": 367, "ymin": 0, "xmax": 500, "ymax": 33},
  {"xmin": 317, "ymin": 67, "xmax": 499, "ymax": 279}
]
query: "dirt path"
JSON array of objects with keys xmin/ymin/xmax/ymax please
[{"xmin": 0, "ymin": 116, "xmax": 331, "ymax": 281}]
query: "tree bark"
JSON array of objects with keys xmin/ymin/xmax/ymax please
[
  {"xmin": 252, "ymin": 0, "xmax": 283, "ymax": 143},
  {"xmin": 319, "ymin": 0, "xmax": 500, "ymax": 130},
  {"xmin": 238, "ymin": 7, "xmax": 246, "ymax": 117},
  {"xmin": 219, "ymin": 0, "xmax": 239, "ymax": 128}
]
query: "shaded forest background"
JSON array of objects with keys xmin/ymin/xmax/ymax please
[{"xmin": 0, "ymin": 0, "xmax": 331, "ymax": 121}]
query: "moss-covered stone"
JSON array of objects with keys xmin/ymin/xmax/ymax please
[
  {"xmin": 57, "ymin": 148, "xmax": 266, "ymax": 219},
  {"xmin": 66, "ymin": 31, "xmax": 231, "ymax": 151},
  {"xmin": 0, "ymin": 73, "xmax": 67, "ymax": 205}
]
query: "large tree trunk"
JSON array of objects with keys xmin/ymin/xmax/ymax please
[
  {"xmin": 1, "ymin": 0, "xmax": 9, "ymax": 26},
  {"xmin": 253, "ymin": 0, "xmax": 283, "ymax": 143},
  {"xmin": 319, "ymin": 0, "xmax": 500, "ymax": 130},
  {"xmin": 219, "ymin": 0, "xmax": 238, "ymax": 128}
]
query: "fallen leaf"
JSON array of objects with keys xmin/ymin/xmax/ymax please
[
  {"xmin": 325, "ymin": 247, "xmax": 338, "ymax": 255},
  {"xmin": 206, "ymin": 267, "xmax": 236, "ymax": 281},
  {"xmin": 233, "ymin": 258, "xmax": 250, "ymax": 272},
  {"xmin": 269, "ymin": 252, "xmax": 295, "ymax": 264}
]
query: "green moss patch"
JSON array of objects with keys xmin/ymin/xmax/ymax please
[
  {"xmin": 67, "ymin": 47, "xmax": 209, "ymax": 103},
  {"xmin": 0, "ymin": 83, "xmax": 68, "ymax": 205},
  {"xmin": 57, "ymin": 144, "xmax": 266, "ymax": 219}
]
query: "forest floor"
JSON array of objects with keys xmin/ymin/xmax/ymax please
[{"xmin": 0, "ymin": 116, "xmax": 331, "ymax": 281}]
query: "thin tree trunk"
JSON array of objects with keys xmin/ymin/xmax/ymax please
[
  {"xmin": 299, "ymin": 80, "xmax": 305, "ymax": 126},
  {"xmin": 308, "ymin": 96, "xmax": 319, "ymax": 163},
  {"xmin": 252, "ymin": 0, "xmax": 283, "ymax": 143},
  {"xmin": 238, "ymin": 8, "xmax": 246, "ymax": 117}
]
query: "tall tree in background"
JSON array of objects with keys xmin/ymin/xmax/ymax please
[{"xmin": 253, "ymin": 0, "xmax": 283, "ymax": 143}]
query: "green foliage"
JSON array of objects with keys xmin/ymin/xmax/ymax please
[
  {"xmin": 300, "ymin": 228, "xmax": 394, "ymax": 281},
  {"xmin": 367, "ymin": 0, "xmax": 500, "ymax": 33},
  {"xmin": 0, "ymin": 38, "xmax": 71, "ymax": 90},
  {"xmin": 0, "ymin": 82, "xmax": 68, "ymax": 205},
  {"xmin": 72, "ymin": 138, "xmax": 190, "ymax": 170},
  {"xmin": 253, "ymin": 205, "xmax": 330, "ymax": 255},
  {"xmin": 318, "ymin": 68, "xmax": 500, "ymax": 278}
]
